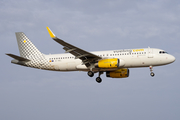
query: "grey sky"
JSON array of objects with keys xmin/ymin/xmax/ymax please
[{"xmin": 1, "ymin": 0, "xmax": 180, "ymax": 120}]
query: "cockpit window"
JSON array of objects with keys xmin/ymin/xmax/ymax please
[{"xmin": 159, "ymin": 51, "xmax": 168, "ymax": 54}]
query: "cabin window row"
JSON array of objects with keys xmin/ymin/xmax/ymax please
[
  {"xmin": 97, "ymin": 52, "xmax": 146, "ymax": 57},
  {"xmin": 49, "ymin": 57, "xmax": 75, "ymax": 60},
  {"xmin": 49, "ymin": 52, "xmax": 147, "ymax": 60}
]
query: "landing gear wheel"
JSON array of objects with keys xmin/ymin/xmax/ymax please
[
  {"xmin": 88, "ymin": 71, "xmax": 94, "ymax": 77},
  {"xmin": 149, "ymin": 66, "xmax": 155, "ymax": 77},
  {"xmin": 96, "ymin": 77, "xmax": 102, "ymax": 83},
  {"xmin": 150, "ymin": 72, "xmax": 155, "ymax": 77}
]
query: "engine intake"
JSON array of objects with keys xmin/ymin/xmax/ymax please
[{"xmin": 106, "ymin": 68, "xmax": 129, "ymax": 78}]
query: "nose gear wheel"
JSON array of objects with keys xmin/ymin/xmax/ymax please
[{"xmin": 149, "ymin": 66, "xmax": 155, "ymax": 77}]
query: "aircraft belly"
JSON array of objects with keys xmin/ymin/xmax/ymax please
[
  {"xmin": 128, "ymin": 57, "xmax": 161, "ymax": 67},
  {"xmin": 50, "ymin": 61, "xmax": 77, "ymax": 71},
  {"xmin": 67, "ymin": 62, "xmax": 77, "ymax": 70},
  {"xmin": 124, "ymin": 57, "xmax": 154, "ymax": 67},
  {"xmin": 130, "ymin": 58, "xmax": 142, "ymax": 67}
]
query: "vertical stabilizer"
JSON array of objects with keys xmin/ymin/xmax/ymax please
[
  {"xmin": 16, "ymin": 32, "xmax": 42, "ymax": 58},
  {"xmin": 7, "ymin": 32, "xmax": 52, "ymax": 70},
  {"xmin": 15, "ymin": 32, "xmax": 52, "ymax": 70}
]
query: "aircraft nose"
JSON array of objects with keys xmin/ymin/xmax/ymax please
[{"xmin": 169, "ymin": 55, "xmax": 175, "ymax": 63}]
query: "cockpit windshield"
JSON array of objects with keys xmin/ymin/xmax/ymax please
[{"xmin": 159, "ymin": 51, "xmax": 168, "ymax": 54}]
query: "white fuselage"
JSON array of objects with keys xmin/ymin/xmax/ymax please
[
  {"xmin": 6, "ymin": 30, "xmax": 175, "ymax": 83},
  {"xmin": 7, "ymin": 30, "xmax": 176, "ymax": 82},
  {"xmin": 44, "ymin": 48, "xmax": 175, "ymax": 71}
]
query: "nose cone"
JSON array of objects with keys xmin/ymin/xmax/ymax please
[{"xmin": 169, "ymin": 55, "xmax": 176, "ymax": 63}]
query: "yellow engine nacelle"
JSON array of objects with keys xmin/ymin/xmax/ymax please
[
  {"xmin": 98, "ymin": 58, "xmax": 119, "ymax": 68},
  {"xmin": 98, "ymin": 58, "xmax": 125, "ymax": 68},
  {"xmin": 106, "ymin": 68, "xmax": 129, "ymax": 78}
]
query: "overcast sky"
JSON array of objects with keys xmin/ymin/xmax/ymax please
[{"xmin": 1, "ymin": 0, "xmax": 180, "ymax": 120}]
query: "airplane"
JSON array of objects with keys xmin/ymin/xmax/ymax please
[{"xmin": 6, "ymin": 27, "xmax": 176, "ymax": 83}]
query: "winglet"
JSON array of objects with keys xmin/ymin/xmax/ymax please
[{"xmin": 46, "ymin": 27, "xmax": 56, "ymax": 38}]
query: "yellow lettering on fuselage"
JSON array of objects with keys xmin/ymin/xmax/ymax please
[{"xmin": 132, "ymin": 49, "xmax": 144, "ymax": 52}]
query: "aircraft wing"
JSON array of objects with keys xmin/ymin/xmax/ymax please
[{"xmin": 46, "ymin": 27, "xmax": 102, "ymax": 67}]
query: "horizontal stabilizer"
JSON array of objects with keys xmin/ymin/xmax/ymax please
[{"xmin": 6, "ymin": 53, "xmax": 30, "ymax": 61}]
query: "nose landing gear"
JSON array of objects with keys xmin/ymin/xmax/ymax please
[{"xmin": 149, "ymin": 66, "xmax": 155, "ymax": 77}]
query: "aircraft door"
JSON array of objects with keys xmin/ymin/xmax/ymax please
[{"xmin": 148, "ymin": 47, "xmax": 153, "ymax": 58}]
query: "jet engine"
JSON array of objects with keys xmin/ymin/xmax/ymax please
[
  {"xmin": 98, "ymin": 58, "xmax": 125, "ymax": 68},
  {"xmin": 106, "ymin": 68, "xmax": 129, "ymax": 78}
]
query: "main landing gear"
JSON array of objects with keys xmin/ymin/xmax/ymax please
[
  {"xmin": 87, "ymin": 71, "xmax": 103, "ymax": 83},
  {"xmin": 87, "ymin": 71, "xmax": 94, "ymax": 77},
  {"xmin": 149, "ymin": 66, "xmax": 155, "ymax": 77},
  {"xmin": 96, "ymin": 72, "xmax": 103, "ymax": 83}
]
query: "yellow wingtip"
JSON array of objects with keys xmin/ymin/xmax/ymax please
[{"xmin": 46, "ymin": 27, "xmax": 56, "ymax": 38}]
